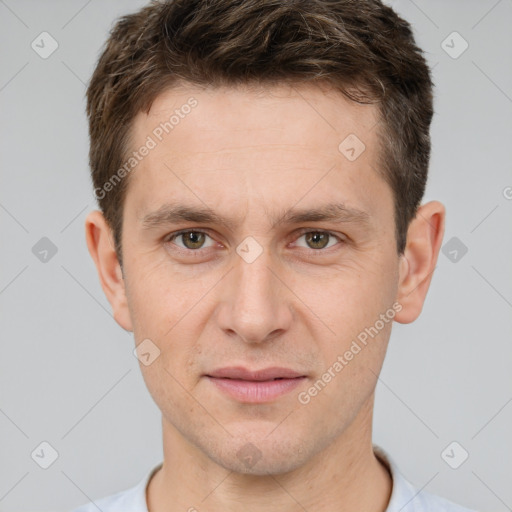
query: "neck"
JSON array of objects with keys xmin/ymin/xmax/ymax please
[{"xmin": 147, "ymin": 394, "xmax": 392, "ymax": 512}]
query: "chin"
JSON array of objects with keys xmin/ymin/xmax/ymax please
[{"xmin": 209, "ymin": 436, "xmax": 313, "ymax": 476}]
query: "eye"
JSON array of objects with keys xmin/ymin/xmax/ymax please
[
  {"xmin": 292, "ymin": 230, "xmax": 344, "ymax": 250},
  {"xmin": 166, "ymin": 230, "xmax": 216, "ymax": 250},
  {"xmin": 165, "ymin": 228, "xmax": 344, "ymax": 255}
]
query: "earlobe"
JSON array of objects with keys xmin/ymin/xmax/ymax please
[
  {"xmin": 85, "ymin": 210, "xmax": 133, "ymax": 332},
  {"xmin": 394, "ymin": 201, "xmax": 445, "ymax": 324}
]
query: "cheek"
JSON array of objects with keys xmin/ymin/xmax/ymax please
[
  {"xmin": 124, "ymin": 258, "xmax": 214, "ymax": 382},
  {"xmin": 303, "ymin": 256, "xmax": 398, "ymax": 387},
  {"xmin": 124, "ymin": 255, "xmax": 203, "ymax": 337},
  {"xmin": 306, "ymin": 259, "xmax": 398, "ymax": 336}
]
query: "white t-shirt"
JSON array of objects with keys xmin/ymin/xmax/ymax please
[{"xmin": 70, "ymin": 446, "xmax": 477, "ymax": 512}]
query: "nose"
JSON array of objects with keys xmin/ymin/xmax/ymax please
[{"xmin": 215, "ymin": 246, "xmax": 293, "ymax": 345}]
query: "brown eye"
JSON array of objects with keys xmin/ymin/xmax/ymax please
[
  {"xmin": 304, "ymin": 232, "xmax": 331, "ymax": 249},
  {"xmin": 290, "ymin": 229, "xmax": 345, "ymax": 252},
  {"xmin": 169, "ymin": 230, "xmax": 214, "ymax": 250},
  {"xmin": 181, "ymin": 231, "xmax": 206, "ymax": 249}
]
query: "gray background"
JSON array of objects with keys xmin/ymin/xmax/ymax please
[{"xmin": 1, "ymin": 0, "xmax": 511, "ymax": 510}]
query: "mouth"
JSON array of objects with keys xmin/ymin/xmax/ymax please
[{"xmin": 205, "ymin": 366, "xmax": 307, "ymax": 403}]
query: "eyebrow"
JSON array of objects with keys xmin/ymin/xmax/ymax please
[
  {"xmin": 140, "ymin": 202, "xmax": 371, "ymax": 232},
  {"xmin": 271, "ymin": 203, "xmax": 370, "ymax": 229}
]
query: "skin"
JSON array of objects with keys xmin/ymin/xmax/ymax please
[{"xmin": 86, "ymin": 82, "xmax": 445, "ymax": 512}]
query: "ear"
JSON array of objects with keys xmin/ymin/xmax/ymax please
[
  {"xmin": 85, "ymin": 210, "xmax": 133, "ymax": 331},
  {"xmin": 394, "ymin": 201, "xmax": 445, "ymax": 324}
]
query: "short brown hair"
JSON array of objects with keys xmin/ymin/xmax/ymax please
[{"xmin": 86, "ymin": 0, "xmax": 433, "ymax": 258}]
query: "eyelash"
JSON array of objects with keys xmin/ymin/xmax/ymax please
[{"xmin": 165, "ymin": 228, "xmax": 346, "ymax": 256}]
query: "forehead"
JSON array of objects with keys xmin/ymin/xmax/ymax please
[
  {"xmin": 124, "ymin": 82, "xmax": 387, "ymax": 224},
  {"xmin": 140, "ymin": 82, "xmax": 379, "ymax": 152}
]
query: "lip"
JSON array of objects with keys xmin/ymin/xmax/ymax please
[
  {"xmin": 207, "ymin": 366, "xmax": 305, "ymax": 381},
  {"xmin": 205, "ymin": 366, "xmax": 307, "ymax": 403}
]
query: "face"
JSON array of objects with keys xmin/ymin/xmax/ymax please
[{"xmin": 110, "ymin": 83, "xmax": 404, "ymax": 474}]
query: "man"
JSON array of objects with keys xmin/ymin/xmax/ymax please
[{"xmin": 73, "ymin": 0, "xmax": 477, "ymax": 510}]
